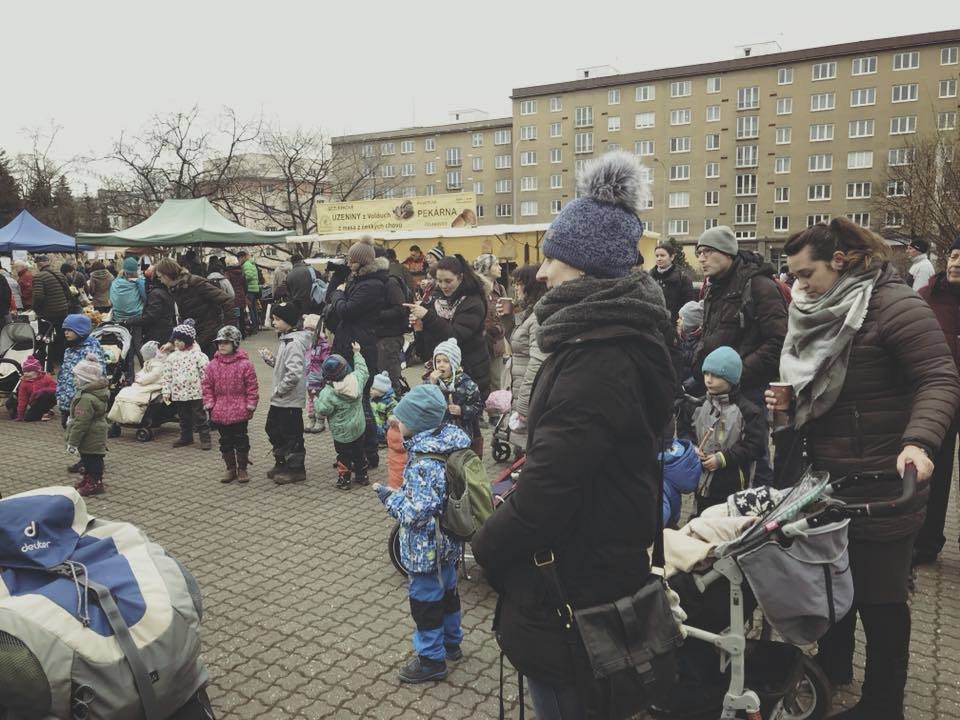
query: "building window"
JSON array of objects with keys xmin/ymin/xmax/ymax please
[
  {"xmin": 670, "ymin": 164, "xmax": 690, "ymax": 181},
  {"xmin": 668, "ymin": 219, "xmax": 690, "ymax": 235},
  {"xmin": 549, "ymin": 122, "xmax": 562, "ymax": 137},
  {"xmin": 360, "ymin": 188, "xmax": 375, "ymax": 200},
  {"xmin": 550, "ymin": 147, "xmax": 562, "ymax": 163},
  {"xmin": 400, "ymin": 140, "xmax": 415, "ymax": 154},
  {"xmin": 774, "ymin": 216, "xmax": 789, "ymax": 232},
  {"xmin": 495, "ymin": 203, "xmax": 512, "ymax": 218},
  {"xmin": 381, "ymin": 142, "xmax": 396, "ymax": 155},
  {"xmin": 888, "ymin": 147, "xmax": 913, "ymax": 166},
  {"xmin": 943, "ymin": 47, "xmax": 959, "ymax": 65},
  {"xmin": 706, "ymin": 133, "xmax": 720, "ymax": 150},
  {"xmin": 808, "ymin": 153, "xmax": 833, "ymax": 172},
  {"xmin": 670, "ymin": 108, "xmax": 692, "ymax": 125},
  {"xmin": 494, "ymin": 129, "xmax": 511, "ymax": 145},
  {"xmin": 383, "ymin": 188, "xmax": 398, "ymax": 199},
  {"xmin": 810, "ymin": 92, "xmax": 836, "ymax": 111},
  {"xmin": 574, "ymin": 132, "xmax": 594, "ymax": 154},
  {"xmin": 445, "ymin": 147, "xmax": 461, "ymax": 167},
  {"xmin": 635, "ymin": 84, "xmax": 655, "ymax": 102},
  {"xmin": 706, "ymin": 76, "xmax": 721, "ymax": 93},
  {"xmin": 847, "ymin": 181, "xmax": 872, "ymax": 199},
  {"xmin": 890, "ymin": 116, "xmax": 917, "ymax": 135},
  {"xmin": 705, "ymin": 190, "xmax": 719, "ymax": 206},
  {"xmin": 847, "ymin": 150, "xmax": 874, "ymax": 169},
  {"xmin": 807, "ymin": 183, "xmax": 832, "ymax": 201},
  {"xmin": 476, "ymin": 204, "xmax": 484, "ymax": 218},
  {"xmin": 608, "ymin": 116, "xmax": 621, "ymax": 132},
  {"xmin": 520, "ymin": 176, "xmax": 538, "ymax": 192},
  {"xmin": 736, "ymin": 145, "xmax": 759, "ymax": 168},
  {"xmin": 811, "ymin": 61, "xmax": 837, "ymax": 81},
  {"xmin": 704, "ymin": 218, "xmax": 718, "ymax": 231},
  {"xmin": 520, "ymin": 99, "xmax": 537, "ymax": 115},
  {"xmin": 887, "ymin": 180, "xmax": 907, "ymax": 197},
  {"xmin": 446, "ymin": 171, "xmax": 462, "ymax": 190},
  {"xmin": 893, "ymin": 51, "xmax": 920, "ymax": 70},
  {"xmin": 939, "ymin": 112, "xmax": 958, "ymax": 131},
  {"xmin": 668, "ymin": 191, "xmax": 690, "ymax": 208},
  {"xmin": 775, "ymin": 156, "xmax": 792, "ymax": 174},
  {"xmin": 423, "ymin": 185, "xmax": 436, "ymax": 196},
  {"xmin": 471, "ymin": 133, "xmax": 483, "ymax": 148},
  {"xmin": 850, "ymin": 87, "xmax": 876, "ymax": 107},
  {"xmin": 807, "ymin": 214, "xmax": 831, "ymax": 227},
  {"xmin": 776, "ymin": 97, "xmax": 793, "ymax": 115},
  {"xmin": 520, "ymin": 125, "xmax": 537, "ymax": 140},
  {"xmin": 775, "ymin": 127, "xmax": 792, "ymax": 144},
  {"xmin": 550, "ymin": 96, "xmax": 562, "ymax": 112},
  {"xmin": 706, "ymin": 105, "xmax": 721, "ymax": 122},
  {"xmin": 737, "ymin": 86, "xmax": 760, "ymax": 110},
  {"xmin": 705, "ymin": 162, "xmax": 720, "ymax": 178},
  {"xmin": 735, "ymin": 203, "xmax": 757, "ymax": 225},
  {"xmin": 550, "ymin": 199, "xmax": 562, "ymax": 214},
  {"xmin": 849, "ymin": 119, "xmax": 875, "ymax": 138},
  {"xmin": 495, "ymin": 179, "xmax": 512, "ymax": 193},
  {"xmin": 635, "ymin": 140, "xmax": 655, "ymax": 156},
  {"xmin": 424, "ymin": 139, "xmax": 437, "ymax": 153},
  {"xmin": 520, "ymin": 151, "xmax": 537, "ymax": 166},
  {"xmin": 361, "ymin": 144, "xmax": 374, "ymax": 158},
  {"xmin": 550, "ymin": 174, "xmax": 562, "ymax": 189},
  {"xmin": 940, "ymin": 79, "xmax": 958, "ymax": 98},
  {"xmin": 574, "ymin": 106, "xmax": 594, "ymax": 127},
  {"xmin": 851, "ymin": 56, "xmax": 877, "ymax": 75},
  {"xmin": 402, "ymin": 187, "xmax": 417, "ymax": 198},
  {"xmin": 670, "ymin": 136, "xmax": 691, "ymax": 153},
  {"xmin": 809, "ymin": 123, "xmax": 834, "ymax": 142},
  {"xmin": 885, "ymin": 212, "xmax": 904, "ymax": 227},
  {"xmin": 736, "ymin": 173, "xmax": 758, "ymax": 196},
  {"xmin": 471, "ymin": 156, "xmax": 483, "ymax": 172},
  {"xmin": 401, "ymin": 163, "xmax": 416, "ymax": 177},
  {"xmin": 777, "ymin": 67, "xmax": 794, "ymax": 85},
  {"xmin": 494, "ymin": 154, "xmax": 512, "ymax": 169},
  {"xmin": 847, "ymin": 212, "xmax": 870, "ymax": 228},
  {"xmin": 775, "ymin": 186, "xmax": 790, "ymax": 203},
  {"xmin": 891, "ymin": 83, "xmax": 919, "ymax": 103},
  {"xmin": 670, "ymin": 80, "xmax": 692, "ymax": 97},
  {"xmin": 425, "ymin": 160, "xmax": 437, "ymax": 175},
  {"xmin": 635, "ymin": 111, "xmax": 656, "ymax": 129},
  {"xmin": 474, "ymin": 181, "xmax": 484, "ymax": 195},
  {"xmin": 381, "ymin": 164, "xmax": 396, "ymax": 178},
  {"xmin": 736, "ymin": 115, "xmax": 759, "ymax": 139},
  {"xmin": 608, "ymin": 89, "xmax": 621, "ymax": 105},
  {"xmin": 520, "ymin": 201, "xmax": 538, "ymax": 217}
]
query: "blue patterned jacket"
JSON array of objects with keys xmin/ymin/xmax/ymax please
[{"xmin": 56, "ymin": 336, "xmax": 107, "ymax": 411}]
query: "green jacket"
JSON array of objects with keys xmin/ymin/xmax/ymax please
[
  {"xmin": 241, "ymin": 258, "xmax": 260, "ymax": 293},
  {"xmin": 66, "ymin": 379, "xmax": 110, "ymax": 455},
  {"xmin": 313, "ymin": 351, "xmax": 368, "ymax": 443}
]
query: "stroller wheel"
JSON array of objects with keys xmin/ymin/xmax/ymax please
[
  {"xmin": 492, "ymin": 441, "xmax": 511, "ymax": 463},
  {"xmin": 135, "ymin": 428, "xmax": 152, "ymax": 443},
  {"xmin": 779, "ymin": 656, "xmax": 832, "ymax": 720},
  {"xmin": 388, "ymin": 523, "xmax": 409, "ymax": 578}
]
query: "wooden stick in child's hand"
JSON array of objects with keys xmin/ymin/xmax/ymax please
[{"xmin": 698, "ymin": 427, "xmax": 714, "ymax": 453}]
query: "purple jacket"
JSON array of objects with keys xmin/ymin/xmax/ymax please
[{"xmin": 201, "ymin": 349, "xmax": 259, "ymax": 425}]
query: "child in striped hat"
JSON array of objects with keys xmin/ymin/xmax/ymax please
[
  {"xmin": 162, "ymin": 319, "xmax": 212, "ymax": 450},
  {"xmin": 428, "ymin": 338, "xmax": 483, "ymax": 455}
]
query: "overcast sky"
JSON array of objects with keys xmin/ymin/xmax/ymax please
[{"xmin": 3, "ymin": 0, "xmax": 954, "ymax": 188}]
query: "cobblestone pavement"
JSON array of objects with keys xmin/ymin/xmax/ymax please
[{"xmin": 2, "ymin": 336, "xmax": 959, "ymax": 719}]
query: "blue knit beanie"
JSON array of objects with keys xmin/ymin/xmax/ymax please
[
  {"xmin": 122, "ymin": 257, "xmax": 139, "ymax": 276},
  {"xmin": 322, "ymin": 354, "xmax": 350, "ymax": 382},
  {"xmin": 702, "ymin": 346, "xmax": 743, "ymax": 386},
  {"xmin": 541, "ymin": 152, "xmax": 649, "ymax": 279},
  {"xmin": 433, "ymin": 338, "xmax": 462, "ymax": 374},
  {"xmin": 394, "ymin": 384, "xmax": 447, "ymax": 436},
  {"xmin": 62, "ymin": 314, "xmax": 92, "ymax": 338}
]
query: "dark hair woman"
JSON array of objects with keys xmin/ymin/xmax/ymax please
[
  {"xmin": 769, "ymin": 218, "xmax": 960, "ymax": 719},
  {"xmin": 154, "ymin": 258, "xmax": 233, "ymax": 357},
  {"xmin": 407, "ymin": 254, "xmax": 492, "ymax": 399},
  {"xmin": 651, "ymin": 242, "xmax": 696, "ymax": 323},
  {"xmin": 472, "ymin": 152, "xmax": 676, "ymax": 717}
]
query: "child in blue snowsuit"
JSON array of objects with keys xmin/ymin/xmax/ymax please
[{"xmin": 373, "ymin": 383, "xmax": 471, "ymax": 684}]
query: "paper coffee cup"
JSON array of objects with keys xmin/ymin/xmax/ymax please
[
  {"xmin": 768, "ymin": 382, "xmax": 794, "ymax": 410},
  {"xmin": 498, "ymin": 298, "xmax": 514, "ymax": 315}
]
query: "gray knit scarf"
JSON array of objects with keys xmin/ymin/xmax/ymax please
[
  {"xmin": 780, "ymin": 265, "xmax": 881, "ymax": 428},
  {"xmin": 535, "ymin": 272, "xmax": 671, "ymax": 353}
]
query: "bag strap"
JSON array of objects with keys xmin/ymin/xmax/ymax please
[
  {"xmin": 46, "ymin": 269, "xmax": 75, "ymax": 308},
  {"xmin": 653, "ymin": 434, "xmax": 666, "ymax": 569}
]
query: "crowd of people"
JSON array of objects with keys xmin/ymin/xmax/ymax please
[{"xmin": 5, "ymin": 150, "xmax": 960, "ymax": 719}]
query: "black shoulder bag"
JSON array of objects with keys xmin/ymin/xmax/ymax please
[{"xmin": 534, "ymin": 441, "xmax": 683, "ymax": 719}]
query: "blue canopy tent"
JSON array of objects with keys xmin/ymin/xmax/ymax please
[{"xmin": 0, "ymin": 210, "xmax": 84, "ymax": 253}]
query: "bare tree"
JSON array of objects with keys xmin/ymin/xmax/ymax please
[{"xmin": 872, "ymin": 128, "xmax": 960, "ymax": 261}]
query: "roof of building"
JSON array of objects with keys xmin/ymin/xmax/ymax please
[
  {"xmin": 332, "ymin": 116, "xmax": 513, "ymax": 144},
  {"xmin": 511, "ymin": 28, "xmax": 960, "ymax": 99}
]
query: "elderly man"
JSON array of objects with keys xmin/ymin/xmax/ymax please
[
  {"xmin": 13, "ymin": 260, "xmax": 32, "ymax": 310},
  {"xmin": 31, "ymin": 255, "xmax": 73, "ymax": 369},
  {"xmin": 915, "ymin": 236, "xmax": 960, "ymax": 564},
  {"xmin": 906, "ymin": 238, "xmax": 936, "ymax": 292}
]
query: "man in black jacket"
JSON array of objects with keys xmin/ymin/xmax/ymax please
[
  {"xmin": 284, "ymin": 254, "xmax": 313, "ymax": 314},
  {"xmin": 375, "ymin": 247, "xmax": 409, "ymax": 394},
  {"xmin": 32, "ymin": 255, "xmax": 73, "ymax": 370}
]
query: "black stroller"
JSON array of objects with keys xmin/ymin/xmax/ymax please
[{"xmin": 0, "ymin": 321, "xmax": 36, "ymax": 396}]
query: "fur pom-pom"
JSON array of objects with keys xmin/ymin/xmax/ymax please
[{"xmin": 577, "ymin": 151, "xmax": 651, "ymax": 216}]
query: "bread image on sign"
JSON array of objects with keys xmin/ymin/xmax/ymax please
[
  {"xmin": 451, "ymin": 208, "xmax": 477, "ymax": 227},
  {"xmin": 393, "ymin": 200, "xmax": 414, "ymax": 220}
]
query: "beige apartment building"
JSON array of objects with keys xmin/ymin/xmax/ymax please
[{"xmin": 333, "ymin": 29, "xmax": 960, "ymax": 260}]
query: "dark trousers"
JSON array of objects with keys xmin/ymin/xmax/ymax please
[
  {"xmin": 174, "ymin": 399, "xmax": 210, "ymax": 440},
  {"xmin": 81, "ymin": 454, "xmax": 105, "ymax": 482},
  {"xmin": 916, "ymin": 422, "xmax": 959, "ymax": 557},
  {"xmin": 37, "ymin": 319, "xmax": 66, "ymax": 371},
  {"xmin": 215, "ymin": 420, "xmax": 249, "ymax": 453},
  {"xmin": 21, "ymin": 390, "xmax": 56, "ymax": 421},
  {"xmin": 334, "ymin": 437, "xmax": 366, "ymax": 473},
  {"xmin": 377, "ymin": 335, "xmax": 405, "ymax": 392},
  {"xmin": 743, "ymin": 386, "xmax": 773, "ymax": 485},
  {"xmin": 265, "ymin": 405, "xmax": 304, "ymax": 459}
]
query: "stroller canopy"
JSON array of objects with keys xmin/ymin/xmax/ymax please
[
  {"xmin": 0, "ymin": 322, "xmax": 35, "ymax": 356},
  {"xmin": 90, "ymin": 323, "xmax": 133, "ymax": 361}
]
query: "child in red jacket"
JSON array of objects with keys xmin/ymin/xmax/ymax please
[{"xmin": 16, "ymin": 355, "xmax": 57, "ymax": 421}]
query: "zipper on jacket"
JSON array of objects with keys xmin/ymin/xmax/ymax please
[{"xmin": 852, "ymin": 405, "xmax": 863, "ymax": 457}]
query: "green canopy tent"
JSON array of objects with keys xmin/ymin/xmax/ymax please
[{"xmin": 76, "ymin": 198, "xmax": 290, "ymax": 248}]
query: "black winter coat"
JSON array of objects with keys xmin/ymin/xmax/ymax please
[
  {"xmin": 421, "ymin": 291, "xmax": 491, "ymax": 399},
  {"xmin": 651, "ymin": 265, "xmax": 696, "ymax": 324},
  {"xmin": 695, "ymin": 252, "xmax": 787, "ymax": 392},
  {"xmin": 32, "ymin": 268, "xmax": 72, "ymax": 321},
  {"xmin": 128, "ymin": 286, "xmax": 176, "ymax": 344},
  {"xmin": 168, "ymin": 273, "xmax": 234, "ymax": 349},
  {"xmin": 377, "ymin": 270, "xmax": 410, "ymax": 339},
  {"xmin": 472, "ymin": 325, "xmax": 674, "ymax": 686},
  {"xmin": 326, "ymin": 265, "xmax": 387, "ymax": 365},
  {"xmin": 285, "ymin": 262, "xmax": 314, "ymax": 314}
]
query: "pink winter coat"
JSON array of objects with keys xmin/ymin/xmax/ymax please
[{"xmin": 201, "ymin": 349, "xmax": 259, "ymax": 425}]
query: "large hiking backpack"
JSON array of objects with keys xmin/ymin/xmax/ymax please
[
  {"xmin": 308, "ymin": 266, "xmax": 329, "ymax": 312},
  {"xmin": 418, "ymin": 449, "xmax": 494, "ymax": 541},
  {"xmin": 0, "ymin": 487, "xmax": 211, "ymax": 720}
]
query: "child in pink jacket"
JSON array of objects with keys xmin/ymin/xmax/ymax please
[
  {"xmin": 201, "ymin": 326, "xmax": 259, "ymax": 484},
  {"xmin": 15, "ymin": 355, "xmax": 57, "ymax": 421}
]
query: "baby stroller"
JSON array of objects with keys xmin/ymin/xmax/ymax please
[
  {"xmin": 90, "ymin": 323, "xmax": 134, "ymax": 438},
  {"xmin": 485, "ymin": 390, "xmax": 518, "ymax": 462},
  {"xmin": 0, "ymin": 321, "xmax": 36, "ymax": 396},
  {"xmin": 653, "ymin": 466, "xmax": 921, "ymax": 720}
]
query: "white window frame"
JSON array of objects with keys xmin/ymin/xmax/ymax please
[
  {"xmin": 849, "ymin": 119, "xmax": 875, "ymax": 138},
  {"xmin": 775, "ymin": 186, "xmax": 790, "ymax": 203},
  {"xmin": 847, "ymin": 150, "xmax": 874, "ymax": 169},
  {"xmin": 940, "ymin": 79, "xmax": 958, "ymax": 98},
  {"xmin": 811, "ymin": 61, "xmax": 837, "ymax": 81},
  {"xmin": 670, "ymin": 108, "xmax": 692, "ymax": 126},
  {"xmin": 549, "ymin": 122, "xmax": 562, "ymax": 138},
  {"xmin": 890, "ymin": 116, "xmax": 917, "ymax": 135},
  {"xmin": 808, "ymin": 153, "xmax": 833, "ymax": 172},
  {"xmin": 891, "ymin": 83, "xmax": 919, "ymax": 103},
  {"xmin": 424, "ymin": 138, "xmax": 436, "ymax": 152},
  {"xmin": 574, "ymin": 106, "xmax": 594, "ymax": 128},
  {"xmin": 520, "ymin": 99, "xmax": 537, "ymax": 115},
  {"xmin": 607, "ymin": 116, "xmax": 621, "ymax": 132},
  {"xmin": 893, "ymin": 51, "xmax": 920, "ymax": 71},
  {"xmin": 423, "ymin": 185, "xmax": 435, "ymax": 197},
  {"xmin": 807, "ymin": 214, "xmax": 830, "ymax": 227},
  {"xmin": 550, "ymin": 174, "xmax": 562, "ymax": 189},
  {"xmin": 550, "ymin": 199, "xmax": 562, "ymax": 215},
  {"xmin": 847, "ymin": 181, "xmax": 872, "ymax": 199},
  {"xmin": 943, "ymin": 47, "xmax": 959, "ymax": 65},
  {"xmin": 549, "ymin": 97, "xmax": 562, "ymax": 112},
  {"xmin": 776, "ymin": 97, "xmax": 793, "ymax": 115},
  {"xmin": 520, "ymin": 176, "xmax": 538, "ymax": 192},
  {"xmin": 445, "ymin": 147, "xmax": 461, "ymax": 167},
  {"xmin": 494, "ymin": 154, "xmax": 512, "ymax": 170},
  {"xmin": 635, "ymin": 140, "xmax": 655, "ymax": 156},
  {"xmin": 402, "ymin": 186, "xmax": 417, "ymax": 198},
  {"xmin": 850, "ymin": 87, "xmax": 876, "ymax": 107},
  {"xmin": 809, "ymin": 123, "xmax": 834, "ymax": 142},
  {"xmin": 574, "ymin": 131, "xmax": 594, "ymax": 154},
  {"xmin": 495, "ymin": 203, "xmax": 513, "ymax": 218},
  {"xmin": 706, "ymin": 76, "xmax": 721, "ymax": 94},
  {"xmin": 851, "ymin": 56, "xmax": 877, "ymax": 76},
  {"xmin": 494, "ymin": 129, "xmax": 511, "ymax": 145},
  {"xmin": 888, "ymin": 147, "xmax": 913, "ymax": 166},
  {"xmin": 885, "ymin": 212, "xmax": 904, "ymax": 228},
  {"xmin": 810, "ymin": 92, "xmax": 836, "ymax": 112},
  {"xmin": 608, "ymin": 88, "xmax": 621, "ymax": 105},
  {"xmin": 735, "ymin": 173, "xmax": 758, "ymax": 196},
  {"xmin": 705, "ymin": 133, "xmax": 720, "ymax": 150},
  {"xmin": 635, "ymin": 112, "xmax": 656, "ymax": 129},
  {"xmin": 735, "ymin": 202, "xmax": 757, "ymax": 225},
  {"xmin": 668, "ymin": 219, "xmax": 690, "ymax": 235},
  {"xmin": 777, "ymin": 67, "xmax": 794, "ymax": 85},
  {"xmin": 381, "ymin": 142, "xmax": 396, "ymax": 155},
  {"xmin": 472, "ymin": 133, "xmax": 483, "ymax": 147},
  {"xmin": 635, "ymin": 85, "xmax": 655, "ymax": 102},
  {"xmin": 400, "ymin": 140, "xmax": 415, "ymax": 154},
  {"xmin": 381, "ymin": 164, "xmax": 396, "ymax": 178},
  {"xmin": 736, "ymin": 115, "xmax": 759, "ymax": 139},
  {"xmin": 705, "ymin": 162, "xmax": 720, "ymax": 178},
  {"xmin": 360, "ymin": 144, "xmax": 374, "ymax": 158},
  {"xmin": 939, "ymin": 112, "xmax": 957, "ymax": 131},
  {"xmin": 520, "ymin": 125, "xmax": 537, "ymax": 141},
  {"xmin": 737, "ymin": 86, "xmax": 760, "ymax": 110},
  {"xmin": 775, "ymin": 156, "xmax": 792, "ymax": 174},
  {"xmin": 705, "ymin": 218, "xmax": 719, "ymax": 231},
  {"xmin": 670, "ymin": 80, "xmax": 692, "ymax": 98},
  {"xmin": 519, "ymin": 151, "xmax": 537, "ymax": 166},
  {"xmin": 847, "ymin": 212, "xmax": 871, "ymax": 228},
  {"xmin": 446, "ymin": 170, "xmax": 462, "ymax": 190},
  {"xmin": 550, "ymin": 147, "xmax": 562, "ymax": 163},
  {"xmin": 775, "ymin": 127, "xmax": 792, "ymax": 145},
  {"xmin": 735, "ymin": 145, "xmax": 759, "ymax": 169},
  {"xmin": 887, "ymin": 179, "xmax": 908, "ymax": 197},
  {"xmin": 401, "ymin": 162, "xmax": 416, "ymax": 177},
  {"xmin": 520, "ymin": 201, "xmax": 538, "ymax": 217},
  {"xmin": 807, "ymin": 183, "xmax": 832, "ymax": 201},
  {"xmin": 495, "ymin": 178, "xmax": 512, "ymax": 194},
  {"xmin": 670, "ymin": 136, "xmax": 691, "ymax": 153},
  {"xmin": 706, "ymin": 105, "xmax": 721, "ymax": 122},
  {"xmin": 669, "ymin": 164, "xmax": 691, "ymax": 181},
  {"xmin": 473, "ymin": 181, "xmax": 483, "ymax": 195},
  {"xmin": 774, "ymin": 216, "xmax": 790, "ymax": 233},
  {"xmin": 704, "ymin": 190, "xmax": 719, "ymax": 206},
  {"xmin": 668, "ymin": 191, "xmax": 690, "ymax": 209},
  {"xmin": 471, "ymin": 157, "xmax": 482, "ymax": 172},
  {"xmin": 425, "ymin": 160, "xmax": 437, "ymax": 175}
]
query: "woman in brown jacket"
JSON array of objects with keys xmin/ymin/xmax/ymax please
[{"xmin": 770, "ymin": 218, "xmax": 960, "ymax": 720}]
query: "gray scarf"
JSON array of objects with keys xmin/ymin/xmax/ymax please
[
  {"xmin": 780, "ymin": 265, "xmax": 881, "ymax": 428},
  {"xmin": 535, "ymin": 272, "xmax": 671, "ymax": 353}
]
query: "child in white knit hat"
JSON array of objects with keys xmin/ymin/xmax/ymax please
[{"xmin": 428, "ymin": 338, "xmax": 483, "ymax": 454}]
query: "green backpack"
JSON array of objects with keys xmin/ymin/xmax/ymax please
[{"xmin": 418, "ymin": 449, "xmax": 494, "ymax": 541}]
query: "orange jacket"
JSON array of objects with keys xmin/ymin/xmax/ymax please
[{"xmin": 386, "ymin": 425, "xmax": 406, "ymax": 490}]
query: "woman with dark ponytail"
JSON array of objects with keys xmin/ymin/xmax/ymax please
[{"xmin": 406, "ymin": 253, "xmax": 491, "ymax": 399}]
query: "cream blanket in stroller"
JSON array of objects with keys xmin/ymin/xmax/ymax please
[{"xmin": 107, "ymin": 351, "xmax": 169, "ymax": 425}]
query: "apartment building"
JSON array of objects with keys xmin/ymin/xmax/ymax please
[{"xmin": 331, "ymin": 116, "xmax": 514, "ymax": 224}]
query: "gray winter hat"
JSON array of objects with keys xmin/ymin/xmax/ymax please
[
  {"xmin": 679, "ymin": 301, "xmax": 704, "ymax": 330},
  {"xmin": 696, "ymin": 225, "xmax": 738, "ymax": 257},
  {"xmin": 541, "ymin": 152, "xmax": 649, "ymax": 279}
]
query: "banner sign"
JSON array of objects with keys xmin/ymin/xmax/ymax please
[{"xmin": 315, "ymin": 192, "xmax": 477, "ymax": 234}]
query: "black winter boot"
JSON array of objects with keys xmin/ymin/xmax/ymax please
[
  {"xmin": 236, "ymin": 449, "xmax": 250, "ymax": 483},
  {"xmin": 336, "ymin": 461, "xmax": 352, "ymax": 490},
  {"xmin": 398, "ymin": 655, "xmax": 448, "ymax": 684},
  {"xmin": 275, "ymin": 452, "xmax": 306, "ymax": 484},
  {"xmin": 67, "ymin": 460, "xmax": 85, "ymax": 474},
  {"xmin": 266, "ymin": 455, "xmax": 285, "ymax": 479},
  {"xmin": 220, "ymin": 452, "xmax": 238, "ymax": 483},
  {"xmin": 353, "ymin": 461, "xmax": 370, "ymax": 486}
]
